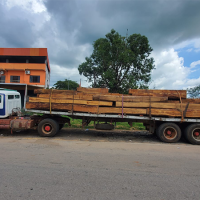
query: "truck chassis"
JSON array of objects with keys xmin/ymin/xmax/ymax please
[{"xmin": 24, "ymin": 109, "xmax": 200, "ymax": 145}]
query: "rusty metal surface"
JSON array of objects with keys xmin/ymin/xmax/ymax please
[
  {"xmin": 0, "ymin": 119, "xmax": 11, "ymax": 125},
  {"xmin": 10, "ymin": 119, "xmax": 35, "ymax": 130},
  {"xmin": 0, "ymin": 125, "xmax": 10, "ymax": 129}
]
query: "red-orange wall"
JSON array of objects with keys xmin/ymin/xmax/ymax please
[{"xmin": 0, "ymin": 63, "xmax": 46, "ymax": 86}]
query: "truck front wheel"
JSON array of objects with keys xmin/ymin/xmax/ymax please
[
  {"xmin": 156, "ymin": 123, "xmax": 181, "ymax": 143},
  {"xmin": 184, "ymin": 124, "xmax": 200, "ymax": 145},
  {"xmin": 38, "ymin": 118, "xmax": 59, "ymax": 137}
]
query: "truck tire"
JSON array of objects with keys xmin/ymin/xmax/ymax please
[
  {"xmin": 95, "ymin": 123, "xmax": 114, "ymax": 130},
  {"xmin": 184, "ymin": 124, "xmax": 200, "ymax": 145},
  {"xmin": 38, "ymin": 118, "xmax": 59, "ymax": 137},
  {"xmin": 156, "ymin": 123, "xmax": 181, "ymax": 143}
]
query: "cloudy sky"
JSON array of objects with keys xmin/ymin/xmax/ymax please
[{"xmin": 0, "ymin": 0, "xmax": 200, "ymax": 89}]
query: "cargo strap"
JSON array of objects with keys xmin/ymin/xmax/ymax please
[
  {"xmin": 98, "ymin": 94, "xmax": 100, "ymax": 115},
  {"xmin": 183, "ymin": 102, "xmax": 190, "ymax": 119},
  {"xmin": 72, "ymin": 90, "xmax": 75, "ymax": 115},
  {"xmin": 177, "ymin": 91, "xmax": 184, "ymax": 122},
  {"xmin": 149, "ymin": 94, "xmax": 152, "ymax": 118},
  {"xmin": 146, "ymin": 90, "xmax": 151, "ymax": 118},
  {"xmin": 49, "ymin": 89, "xmax": 53, "ymax": 114},
  {"xmin": 122, "ymin": 95, "xmax": 124, "ymax": 118}
]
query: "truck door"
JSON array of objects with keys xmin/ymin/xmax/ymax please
[{"xmin": 0, "ymin": 94, "xmax": 5, "ymax": 116}]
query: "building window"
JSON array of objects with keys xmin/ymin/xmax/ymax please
[
  {"xmin": 0, "ymin": 76, "xmax": 5, "ymax": 83},
  {"xmin": 30, "ymin": 76, "xmax": 40, "ymax": 83},
  {"xmin": 10, "ymin": 76, "xmax": 20, "ymax": 83}
]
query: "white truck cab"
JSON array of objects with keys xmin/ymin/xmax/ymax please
[{"xmin": 0, "ymin": 90, "xmax": 21, "ymax": 118}]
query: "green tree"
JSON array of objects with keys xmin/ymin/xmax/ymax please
[
  {"xmin": 78, "ymin": 29, "xmax": 154, "ymax": 93},
  {"xmin": 53, "ymin": 79, "xmax": 79, "ymax": 90},
  {"xmin": 187, "ymin": 85, "xmax": 200, "ymax": 98}
]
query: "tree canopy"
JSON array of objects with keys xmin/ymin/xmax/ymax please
[
  {"xmin": 53, "ymin": 79, "xmax": 79, "ymax": 90},
  {"xmin": 187, "ymin": 85, "xmax": 200, "ymax": 98},
  {"xmin": 78, "ymin": 29, "xmax": 154, "ymax": 93}
]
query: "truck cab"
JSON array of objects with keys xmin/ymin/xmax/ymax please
[{"xmin": 0, "ymin": 90, "xmax": 21, "ymax": 118}]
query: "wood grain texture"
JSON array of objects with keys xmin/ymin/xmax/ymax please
[
  {"xmin": 26, "ymin": 102, "xmax": 99, "ymax": 113},
  {"xmin": 29, "ymin": 97, "xmax": 113, "ymax": 106},
  {"xmin": 182, "ymin": 99, "xmax": 200, "ymax": 104},
  {"xmin": 147, "ymin": 108, "xmax": 200, "ymax": 118},
  {"xmin": 116, "ymin": 102, "xmax": 200, "ymax": 109},
  {"xmin": 98, "ymin": 107, "xmax": 146, "ymax": 115},
  {"xmin": 30, "ymin": 88, "xmax": 200, "ymax": 118},
  {"xmin": 77, "ymin": 87, "xmax": 109, "ymax": 93},
  {"xmin": 93, "ymin": 95, "xmax": 168, "ymax": 102},
  {"xmin": 129, "ymin": 89, "xmax": 187, "ymax": 99},
  {"xmin": 38, "ymin": 94, "xmax": 93, "ymax": 100},
  {"xmin": 34, "ymin": 89, "xmax": 77, "ymax": 95}
]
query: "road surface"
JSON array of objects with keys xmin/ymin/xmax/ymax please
[{"xmin": 0, "ymin": 128, "xmax": 199, "ymax": 200}]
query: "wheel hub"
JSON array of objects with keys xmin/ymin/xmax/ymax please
[
  {"xmin": 163, "ymin": 127, "xmax": 177, "ymax": 140},
  {"xmin": 194, "ymin": 132, "xmax": 200, "ymax": 137},
  {"xmin": 166, "ymin": 130, "xmax": 172, "ymax": 135},
  {"xmin": 44, "ymin": 125, "xmax": 51, "ymax": 132}
]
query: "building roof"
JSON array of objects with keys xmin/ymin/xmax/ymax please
[{"xmin": 0, "ymin": 48, "xmax": 50, "ymax": 71}]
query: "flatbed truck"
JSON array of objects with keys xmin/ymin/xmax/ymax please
[{"xmin": 0, "ymin": 90, "xmax": 200, "ymax": 145}]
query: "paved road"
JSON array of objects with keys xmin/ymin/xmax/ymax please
[{"xmin": 0, "ymin": 129, "xmax": 200, "ymax": 200}]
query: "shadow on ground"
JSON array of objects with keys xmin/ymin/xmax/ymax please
[{"xmin": 0, "ymin": 128, "xmax": 189, "ymax": 144}]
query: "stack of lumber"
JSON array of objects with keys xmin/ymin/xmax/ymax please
[{"xmin": 26, "ymin": 87, "xmax": 200, "ymax": 118}]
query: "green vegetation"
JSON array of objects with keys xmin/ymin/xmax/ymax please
[
  {"xmin": 53, "ymin": 79, "xmax": 79, "ymax": 90},
  {"xmin": 78, "ymin": 29, "xmax": 154, "ymax": 93},
  {"xmin": 64, "ymin": 117, "xmax": 145, "ymax": 130},
  {"xmin": 187, "ymin": 85, "xmax": 200, "ymax": 98}
]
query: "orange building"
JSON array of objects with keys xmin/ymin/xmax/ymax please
[
  {"xmin": 0, "ymin": 48, "xmax": 50, "ymax": 106},
  {"xmin": 0, "ymin": 48, "xmax": 50, "ymax": 87}
]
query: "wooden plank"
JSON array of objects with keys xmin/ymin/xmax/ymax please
[
  {"xmin": 38, "ymin": 94, "xmax": 93, "ymax": 100},
  {"xmin": 27, "ymin": 102, "xmax": 145, "ymax": 115},
  {"xmin": 26, "ymin": 102, "xmax": 99, "ymax": 113},
  {"xmin": 26, "ymin": 102, "xmax": 200, "ymax": 117},
  {"xmin": 129, "ymin": 89, "xmax": 187, "ymax": 99},
  {"xmin": 29, "ymin": 97, "xmax": 113, "ymax": 106},
  {"xmin": 93, "ymin": 95, "xmax": 168, "ymax": 102},
  {"xmin": 98, "ymin": 107, "xmax": 146, "ymax": 115},
  {"xmin": 147, "ymin": 108, "xmax": 200, "ymax": 118},
  {"xmin": 116, "ymin": 102, "xmax": 200, "ymax": 109},
  {"xmin": 77, "ymin": 87, "xmax": 109, "ymax": 93},
  {"xmin": 77, "ymin": 92, "xmax": 121, "ymax": 96},
  {"xmin": 182, "ymin": 99, "xmax": 200, "ymax": 104},
  {"xmin": 34, "ymin": 89, "xmax": 77, "ymax": 95}
]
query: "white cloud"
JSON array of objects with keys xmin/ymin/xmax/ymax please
[
  {"xmin": 50, "ymin": 64, "xmax": 89, "ymax": 88},
  {"xmin": 5, "ymin": 0, "xmax": 46, "ymax": 13},
  {"xmin": 150, "ymin": 48, "xmax": 200, "ymax": 90},
  {"xmin": 194, "ymin": 48, "xmax": 200, "ymax": 52},
  {"xmin": 186, "ymin": 77, "xmax": 200, "ymax": 87},
  {"xmin": 175, "ymin": 39, "xmax": 200, "ymax": 51},
  {"xmin": 190, "ymin": 60, "xmax": 200, "ymax": 69},
  {"xmin": 1, "ymin": 0, "xmax": 200, "ymax": 91},
  {"xmin": 194, "ymin": 39, "xmax": 200, "ymax": 48},
  {"xmin": 186, "ymin": 48, "xmax": 193, "ymax": 52}
]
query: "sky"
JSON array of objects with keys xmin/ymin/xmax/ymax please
[{"xmin": 0, "ymin": 0, "xmax": 200, "ymax": 90}]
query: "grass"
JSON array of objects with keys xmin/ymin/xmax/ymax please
[
  {"xmin": 22, "ymin": 111, "xmax": 145, "ymax": 131},
  {"xmin": 65, "ymin": 117, "xmax": 145, "ymax": 130}
]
